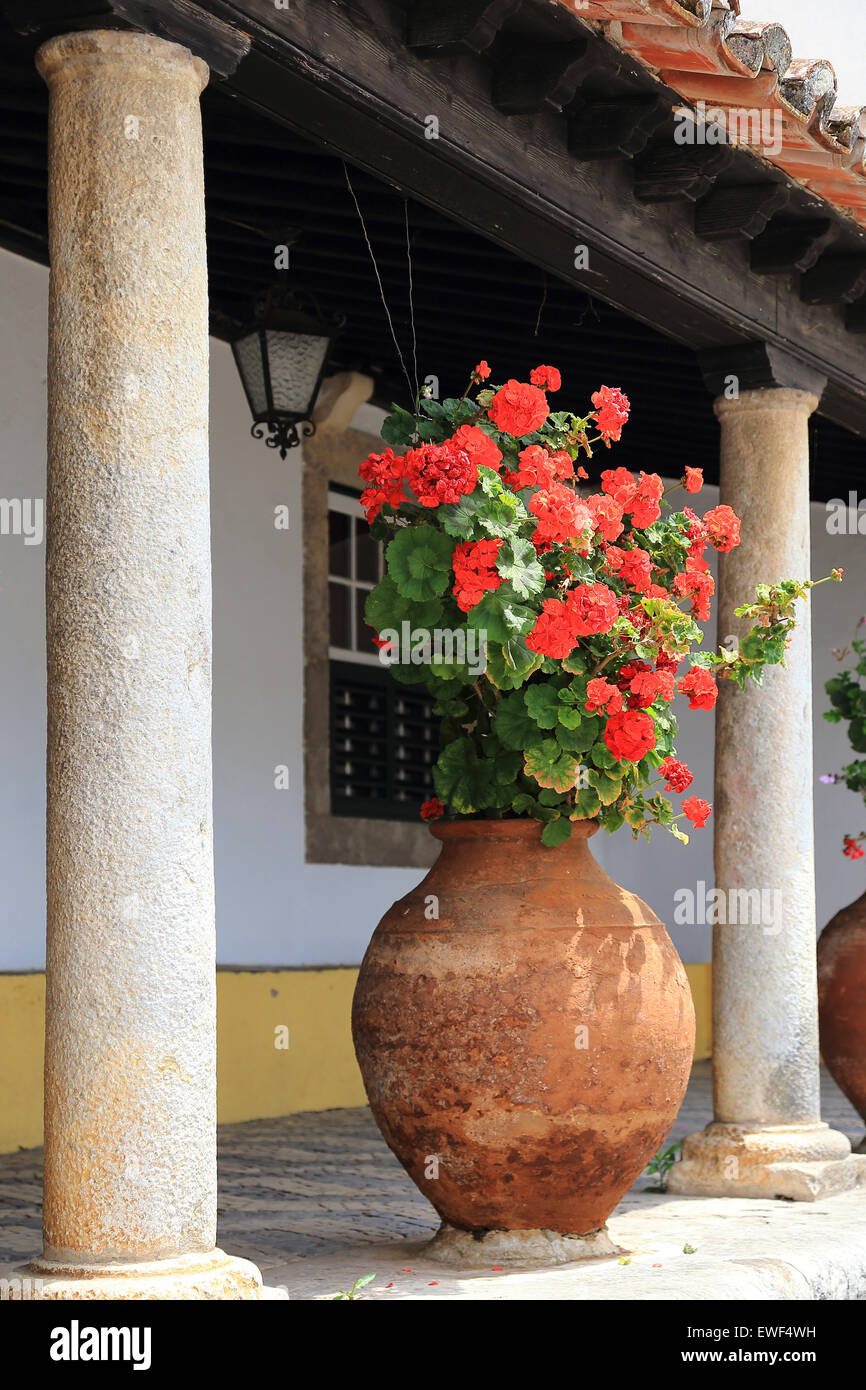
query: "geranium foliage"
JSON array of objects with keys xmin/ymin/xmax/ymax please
[
  {"xmin": 360, "ymin": 363, "xmax": 836, "ymax": 847},
  {"xmin": 822, "ymin": 621, "xmax": 866, "ymax": 859}
]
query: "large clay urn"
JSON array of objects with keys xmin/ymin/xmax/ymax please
[
  {"xmin": 818, "ymin": 889, "xmax": 866, "ymax": 1151},
  {"xmin": 352, "ymin": 819, "xmax": 695, "ymax": 1242}
]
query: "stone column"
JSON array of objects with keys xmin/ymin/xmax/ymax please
[
  {"xmin": 12, "ymin": 29, "xmax": 261, "ymax": 1298},
  {"xmin": 669, "ymin": 385, "xmax": 861, "ymax": 1200}
]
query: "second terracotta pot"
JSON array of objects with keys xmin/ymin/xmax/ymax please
[
  {"xmin": 352, "ymin": 819, "xmax": 695, "ymax": 1235},
  {"xmin": 818, "ymin": 889, "xmax": 866, "ymax": 1147}
]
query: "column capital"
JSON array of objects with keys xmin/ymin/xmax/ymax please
[
  {"xmin": 713, "ymin": 386, "xmax": 820, "ymax": 420},
  {"xmin": 36, "ymin": 28, "xmax": 209, "ymax": 90},
  {"xmin": 698, "ymin": 340, "xmax": 827, "ymax": 404}
]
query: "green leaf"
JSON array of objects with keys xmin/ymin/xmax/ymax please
[
  {"xmin": 496, "ymin": 537, "xmax": 546, "ymax": 599},
  {"xmin": 495, "ymin": 692, "xmax": 538, "ymax": 750},
  {"xmin": 465, "ymin": 590, "xmax": 535, "ymax": 644},
  {"xmin": 486, "ymin": 640, "xmax": 543, "ymax": 690},
  {"xmin": 524, "ymin": 740, "xmax": 580, "ymax": 793},
  {"xmin": 380, "ymin": 405, "xmax": 417, "ymax": 447},
  {"xmin": 364, "ymin": 574, "xmax": 444, "ymax": 634},
  {"xmin": 525, "ymin": 685, "xmax": 562, "ymax": 730},
  {"xmin": 433, "ymin": 739, "xmax": 495, "ymax": 813},
  {"xmin": 387, "ymin": 525, "xmax": 454, "ymax": 601},
  {"xmin": 558, "ymin": 706, "xmax": 583, "ymax": 730},
  {"xmin": 542, "ymin": 816, "xmax": 573, "ymax": 848},
  {"xmin": 573, "ymin": 786, "xmax": 601, "ymax": 819},
  {"xmin": 586, "ymin": 769, "xmax": 623, "ymax": 806}
]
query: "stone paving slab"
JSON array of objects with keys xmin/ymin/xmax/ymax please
[{"xmin": 1, "ymin": 1062, "xmax": 864, "ymax": 1299}]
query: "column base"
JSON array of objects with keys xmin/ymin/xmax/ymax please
[
  {"xmin": 667, "ymin": 1121, "xmax": 866, "ymax": 1200},
  {"xmin": 0, "ymin": 1248, "xmax": 267, "ymax": 1300},
  {"xmin": 425, "ymin": 1221, "xmax": 622, "ymax": 1267}
]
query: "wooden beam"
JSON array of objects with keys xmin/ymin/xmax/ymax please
[
  {"xmin": 492, "ymin": 40, "xmax": 590, "ymax": 116},
  {"xmin": 568, "ymin": 98, "xmax": 669, "ymax": 160},
  {"xmin": 694, "ymin": 183, "xmax": 789, "ymax": 242},
  {"xmin": 633, "ymin": 143, "xmax": 733, "ymax": 204},
  {"xmin": 800, "ymin": 255, "xmax": 866, "ymax": 306},
  {"xmin": 750, "ymin": 218, "xmax": 835, "ymax": 275},
  {"xmin": 406, "ymin": 0, "xmax": 520, "ymax": 56}
]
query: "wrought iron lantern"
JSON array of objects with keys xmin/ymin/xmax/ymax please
[{"xmin": 231, "ymin": 306, "xmax": 340, "ymax": 458}]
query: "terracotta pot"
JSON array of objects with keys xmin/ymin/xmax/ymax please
[
  {"xmin": 818, "ymin": 889, "xmax": 866, "ymax": 1146},
  {"xmin": 351, "ymin": 819, "xmax": 695, "ymax": 1236}
]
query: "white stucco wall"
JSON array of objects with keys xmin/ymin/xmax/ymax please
[{"xmin": 0, "ymin": 245, "xmax": 863, "ymax": 970}]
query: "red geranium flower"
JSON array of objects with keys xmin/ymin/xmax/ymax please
[
  {"xmin": 603, "ymin": 709, "xmax": 657, "ymax": 763},
  {"xmin": 529, "ymin": 486, "xmax": 593, "ymax": 547},
  {"xmin": 843, "ymin": 836, "xmax": 865, "ymax": 860},
  {"xmin": 682, "ymin": 796, "xmax": 712, "ymax": 828},
  {"xmin": 629, "ymin": 472, "xmax": 665, "ymax": 529},
  {"xmin": 452, "ymin": 423, "xmax": 502, "ymax": 472},
  {"xmin": 526, "ymin": 598, "xmax": 579, "ymax": 659},
  {"xmin": 474, "ymin": 360, "xmax": 491, "ymax": 381},
  {"xmin": 684, "ymin": 467, "xmax": 703, "ymax": 494},
  {"xmin": 504, "ymin": 444, "xmax": 557, "ymax": 491},
  {"xmin": 420, "ymin": 796, "xmax": 445, "ymax": 821},
  {"xmin": 405, "ymin": 439, "xmax": 477, "ymax": 508},
  {"xmin": 703, "ymin": 504, "xmax": 741, "ymax": 553},
  {"xmin": 673, "ymin": 569, "xmax": 715, "ymax": 622},
  {"xmin": 585, "ymin": 678, "xmax": 622, "ymax": 715},
  {"xmin": 628, "ymin": 668, "xmax": 675, "ymax": 709},
  {"xmin": 452, "ymin": 538, "xmax": 503, "ymax": 613},
  {"xmin": 530, "ymin": 364, "xmax": 561, "ymax": 392},
  {"xmin": 591, "ymin": 385, "xmax": 630, "ymax": 444},
  {"xmin": 359, "ymin": 446, "xmax": 405, "ymax": 521},
  {"xmin": 678, "ymin": 666, "xmax": 718, "ymax": 711},
  {"xmin": 565, "ymin": 583, "xmax": 620, "ymax": 637},
  {"xmin": 487, "ymin": 379, "xmax": 549, "ymax": 436},
  {"xmin": 587, "ymin": 493, "xmax": 624, "ymax": 543},
  {"xmin": 659, "ymin": 756, "xmax": 693, "ymax": 793},
  {"xmin": 601, "ymin": 466, "xmax": 637, "ymax": 509}
]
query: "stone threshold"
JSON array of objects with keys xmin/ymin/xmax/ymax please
[{"xmin": 263, "ymin": 1189, "xmax": 866, "ymax": 1300}]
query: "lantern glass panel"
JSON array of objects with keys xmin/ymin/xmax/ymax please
[
  {"xmin": 265, "ymin": 330, "xmax": 330, "ymax": 415},
  {"xmin": 233, "ymin": 330, "xmax": 268, "ymax": 416}
]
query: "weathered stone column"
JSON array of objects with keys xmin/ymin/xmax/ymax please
[
  {"xmin": 12, "ymin": 29, "xmax": 261, "ymax": 1298},
  {"xmin": 669, "ymin": 384, "xmax": 861, "ymax": 1199}
]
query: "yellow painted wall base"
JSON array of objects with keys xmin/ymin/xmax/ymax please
[{"xmin": 0, "ymin": 962, "xmax": 713, "ymax": 1154}]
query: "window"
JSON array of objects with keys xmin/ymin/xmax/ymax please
[{"xmin": 327, "ymin": 487, "xmax": 438, "ymax": 819}]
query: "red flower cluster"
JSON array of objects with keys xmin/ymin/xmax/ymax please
[
  {"xmin": 568, "ymin": 583, "xmax": 621, "ymax": 637},
  {"xmin": 452, "ymin": 423, "xmax": 502, "ymax": 472},
  {"xmin": 452, "ymin": 538, "xmax": 503, "ymax": 613},
  {"xmin": 359, "ymin": 446, "xmax": 405, "ymax": 522},
  {"xmin": 504, "ymin": 444, "xmax": 572, "ymax": 491},
  {"xmin": 487, "ymin": 379, "xmax": 549, "ymax": 436},
  {"xmin": 605, "ymin": 544, "xmax": 653, "ymax": 594},
  {"xmin": 684, "ymin": 467, "xmax": 703, "ymax": 494},
  {"xmin": 591, "ymin": 385, "xmax": 630, "ymax": 443},
  {"xmin": 704, "ymin": 504, "xmax": 741, "ymax": 553},
  {"xmin": 526, "ymin": 583, "xmax": 619, "ymax": 658},
  {"xmin": 600, "ymin": 467, "xmax": 664, "ymax": 529},
  {"xmin": 682, "ymin": 796, "xmax": 711, "ymax": 828},
  {"xmin": 405, "ymin": 439, "xmax": 477, "ymax": 508},
  {"xmin": 585, "ymin": 678, "xmax": 622, "ymax": 715},
  {"xmin": 678, "ymin": 666, "xmax": 718, "ymax": 711},
  {"xmin": 529, "ymin": 485, "xmax": 593, "ymax": 547},
  {"xmin": 673, "ymin": 566, "xmax": 715, "ymax": 621},
  {"xmin": 587, "ymin": 493, "xmax": 624, "ymax": 543},
  {"xmin": 530, "ymin": 364, "xmax": 561, "ymax": 392},
  {"xmin": 659, "ymin": 756, "xmax": 693, "ymax": 793},
  {"xmin": 603, "ymin": 709, "xmax": 656, "ymax": 763},
  {"xmin": 627, "ymin": 668, "xmax": 675, "ymax": 709},
  {"xmin": 420, "ymin": 796, "xmax": 445, "ymax": 821},
  {"xmin": 843, "ymin": 836, "xmax": 865, "ymax": 860}
]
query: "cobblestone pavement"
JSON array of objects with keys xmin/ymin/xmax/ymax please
[{"xmin": 0, "ymin": 1062, "xmax": 861, "ymax": 1280}]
